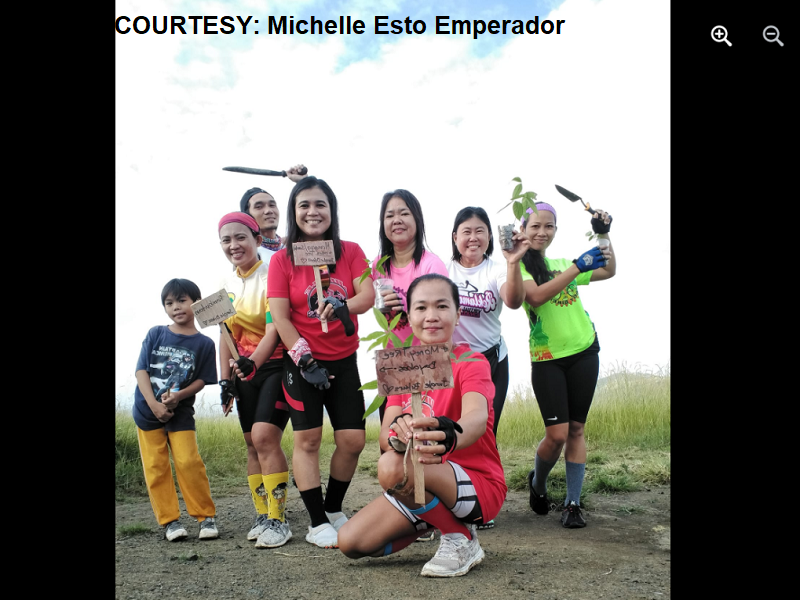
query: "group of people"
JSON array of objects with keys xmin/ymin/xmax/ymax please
[{"xmin": 132, "ymin": 164, "xmax": 616, "ymax": 577}]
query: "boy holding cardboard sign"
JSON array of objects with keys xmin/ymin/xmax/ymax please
[{"xmin": 132, "ymin": 278, "xmax": 219, "ymax": 542}]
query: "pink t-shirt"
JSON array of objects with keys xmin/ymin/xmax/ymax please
[
  {"xmin": 268, "ymin": 240, "xmax": 366, "ymax": 361},
  {"xmin": 386, "ymin": 343, "xmax": 507, "ymax": 522},
  {"xmin": 372, "ymin": 250, "xmax": 448, "ymax": 346}
]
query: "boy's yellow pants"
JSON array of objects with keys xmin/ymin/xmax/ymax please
[{"xmin": 137, "ymin": 427, "xmax": 216, "ymax": 526}]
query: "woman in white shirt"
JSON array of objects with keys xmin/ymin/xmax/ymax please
[{"xmin": 447, "ymin": 207, "xmax": 530, "ymax": 441}]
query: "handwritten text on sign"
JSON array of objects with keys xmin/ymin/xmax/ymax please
[
  {"xmin": 375, "ymin": 343, "xmax": 454, "ymax": 396},
  {"xmin": 191, "ymin": 289, "xmax": 236, "ymax": 328},
  {"xmin": 292, "ymin": 240, "xmax": 336, "ymax": 266}
]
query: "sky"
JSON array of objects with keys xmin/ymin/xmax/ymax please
[{"xmin": 115, "ymin": 0, "xmax": 670, "ymax": 415}]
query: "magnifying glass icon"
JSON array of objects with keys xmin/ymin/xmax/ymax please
[
  {"xmin": 711, "ymin": 25, "xmax": 732, "ymax": 46},
  {"xmin": 763, "ymin": 25, "xmax": 784, "ymax": 47}
]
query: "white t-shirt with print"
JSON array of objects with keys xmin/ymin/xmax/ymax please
[{"xmin": 448, "ymin": 256, "xmax": 508, "ymax": 360}]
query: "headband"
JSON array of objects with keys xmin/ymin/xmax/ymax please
[
  {"xmin": 239, "ymin": 187, "xmax": 271, "ymax": 213},
  {"xmin": 526, "ymin": 202, "xmax": 557, "ymax": 223},
  {"xmin": 218, "ymin": 211, "xmax": 260, "ymax": 234}
]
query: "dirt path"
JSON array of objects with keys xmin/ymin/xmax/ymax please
[{"xmin": 115, "ymin": 473, "xmax": 670, "ymax": 599}]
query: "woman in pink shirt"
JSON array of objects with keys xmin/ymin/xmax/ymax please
[{"xmin": 373, "ymin": 189, "xmax": 447, "ymax": 424}]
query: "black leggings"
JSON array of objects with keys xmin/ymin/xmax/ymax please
[
  {"xmin": 480, "ymin": 344, "xmax": 510, "ymax": 437},
  {"xmin": 530, "ymin": 337, "xmax": 600, "ymax": 427}
]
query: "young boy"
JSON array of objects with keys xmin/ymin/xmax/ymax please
[{"xmin": 133, "ymin": 278, "xmax": 219, "ymax": 541}]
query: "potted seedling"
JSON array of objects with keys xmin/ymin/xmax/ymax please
[{"xmin": 497, "ymin": 177, "xmax": 539, "ymax": 249}]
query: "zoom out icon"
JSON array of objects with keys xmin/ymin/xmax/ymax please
[{"xmin": 763, "ymin": 26, "xmax": 784, "ymax": 46}]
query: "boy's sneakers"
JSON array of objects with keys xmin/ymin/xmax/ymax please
[
  {"xmin": 415, "ymin": 529, "xmax": 436, "ymax": 542},
  {"xmin": 420, "ymin": 524, "xmax": 484, "ymax": 578},
  {"xmin": 527, "ymin": 469, "xmax": 550, "ymax": 515},
  {"xmin": 476, "ymin": 519, "xmax": 495, "ymax": 530},
  {"xmin": 325, "ymin": 511, "xmax": 348, "ymax": 531},
  {"xmin": 561, "ymin": 502, "xmax": 587, "ymax": 528},
  {"xmin": 255, "ymin": 519, "xmax": 292, "ymax": 548},
  {"xmin": 305, "ymin": 522, "xmax": 339, "ymax": 548},
  {"xmin": 165, "ymin": 520, "xmax": 188, "ymax": 542},
  {"xmin": 198, "ymin": 517, "xmax": 219, "ymax": 539},
  {"xmin": 247, "ymin": 514, "xmax": 270, "ymax": 541}
]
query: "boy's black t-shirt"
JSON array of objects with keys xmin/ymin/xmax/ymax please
[{"xmin": 133, "ymin": 326, "xmax": 218, "ymax": 431}]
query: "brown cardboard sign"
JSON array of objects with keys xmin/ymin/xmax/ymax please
[
  {"xmin": 375, "ymin": 343, "xmax": 454, "ymax": 396},
  {"xmin": 292, "ymin": 240, "xmax": 336, "ymax": 266},
  {"xmin": 191, "ymin": 289, "xmax": 236, "ymax": 328}
]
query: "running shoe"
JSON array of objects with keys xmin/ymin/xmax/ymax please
[
  {"xmin": 165, "ymin": 520, "xmax": 188, "ymax": 542},
  {"xmin": 247, "ymin": 514, "xmax": 270, "ymax": 541},
  {"xmin": 561, "ymin": 501, "xmax": 587, "ymax": 528},
  {"xmin": 198, "ymin": 517, "xmax": 219, "ymax": 540},
  {"xmin": 255, "ymin": 519, "xmax": 292, "ymax": 548},
  {"xmin": 415, "ymin": 528, "xmax": 436, "ymax": 542},
  {"xmin": 305, "ymin": 522, "xmax": 339, "ymax": 548},
  {"xmin": 420, "ymin": 524, "xmax": 484, "ymax": 577},
  {"xmin": 476, "ymin": 519, "xmax": 495, "ymax": 530},
  {"xmin": 527, "ymin": 469, "xmax": 550, "ymax": 515}
]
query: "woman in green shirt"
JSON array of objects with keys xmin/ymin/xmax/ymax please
[{"xmin": 520, "ymin": 201, "xmax": 615, "ymax": 528}]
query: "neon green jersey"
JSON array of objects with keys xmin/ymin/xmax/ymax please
[{"xmin": 520, "ymin": 258, "xmax": 596, "ymax": 362}]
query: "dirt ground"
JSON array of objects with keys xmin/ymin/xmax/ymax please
[{"xmin": 115, "ymin": 472, "xmax": 670, "ymax": 600}]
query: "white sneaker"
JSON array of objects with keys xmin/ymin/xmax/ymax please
[
  {"xmin": 255, "ymin": 519, "xmax": 292, "ymax": 548},
  {"xmin": 165, "ymin": 520, "xmax": 188, "ymax": 542},
  {"xmin": 420, "ymin": 524, "xmax": 484, "ymax": 577},
  {"xmin": 415, "ymin": 528, "xmax": 436, "ymax": 542},
  {"xmin": 325, "ymin": 511, "xmax": 348, "ymax": 531},
  {"xmin": 198, "ymin": 517, "xmax": 219, "ymax": 540},
  {"xmin": 305, "ymin": 522, "xmax": 339, "ymax": 548},
  {"xmin": 247, "ymin": 514, "xmax": 270, "ymax": 541}
]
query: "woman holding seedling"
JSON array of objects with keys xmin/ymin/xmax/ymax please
[
  {"xmin": 372, "ymin": 189, "xmax": 448, "ymax": 429},
  {"xmin": 338, "ymin": 273, "xmax": 506, "ymax": 578},
  {"xmin": 520, "ymin": 202, "xmax": 615, "ymax": 528},
  {"xmin": 268, "ymin": 175, "xmax": 375, "ymax": 549}
]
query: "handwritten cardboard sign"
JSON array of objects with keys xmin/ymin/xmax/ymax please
[
  {"xmin": 292, "ymin": 240, "xmax": 336, "ymax": 266},
  {"xmin": 191, "ymin": 289, "xmax": 236, "ymax": 329},
  {"xmin": 375, "ymin": 343, "xmax": 454, "ymax": 397}
]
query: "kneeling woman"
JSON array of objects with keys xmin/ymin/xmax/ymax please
[{"xmin": 338, "ymin": 274, "xmax": 506, "ymax": 578}]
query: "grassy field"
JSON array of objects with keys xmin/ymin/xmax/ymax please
[{"xmin": 116, "ymin": 363, "xmax": 669, "ymax": 507}]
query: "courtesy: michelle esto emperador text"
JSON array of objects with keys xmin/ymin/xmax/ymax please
[{"xmin": 115, "ymin": 14, "xmax": 566, "ymax": 40}]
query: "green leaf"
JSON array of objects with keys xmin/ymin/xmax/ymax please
[
  {"xmin": 512, "ymin": 202, "xmax": 524, "ymax": 221},
  {"xmin": 524, "ymin": 191, "xmax": 537, "ymax": 200},
  {"xmin": 373, "ymin": 307, "xmax": 389, "ymax": 331},
  {"xmin": 388, "ymin": 312, "xmax": 403, "ymax": 330},
  {"xmin": 512, "ymin": 183, "xmax": 522, "ymax": 199},
  {"xmin": 368, "ymin": 338, "xmax": 387, "ymax": 352},
  {"xmin": 358, "ymin": 380, "xmax": 378, "ymax": 391},
  {"xmin": 449, "ymin": 351, "xmax": 458, "ymax": 360},
  {"xmin": 511, "ymin": 177, "xmax": 521, "ymax": 183},
  {"xmin": 388, "ymin": 332, "xmax": 403, "ymax": 348},
  {"xmin": 375, "ymin": 255, "xmax": 390, "ymax": 276},
  {"xmin": 403, "ymin": 333, "xmax": 415, "ymax": 347},
  {"xmin": 359, "ymin": 331, "xmax": 386, "ymax": 342},
  {"xmin": 362, "ymin": 395, "xmax": 387, "ymax": 420}
]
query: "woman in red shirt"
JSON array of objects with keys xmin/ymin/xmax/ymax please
[
  {"xmin": 268, "ymin": 176, "xmax": 375, "ymax": 549},
  {"xmin": 338, "ymin": 273, "xmax": 507, "ymax": 578}
]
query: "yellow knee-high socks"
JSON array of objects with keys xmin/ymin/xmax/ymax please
[
  {"xmin": 248, "ymin": 474, "xmax": 269, "ymax": 515},
  {"xmin": 262, "ymin": 472, "xmax": 289, "ymax": 522}
]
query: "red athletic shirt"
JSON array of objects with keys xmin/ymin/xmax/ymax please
[
  {"xmin": 386, "ymin": 343, "xmax": 507, "ymax": 521},
  {"xmin": 267, "ymin": 240, "xmax": 367, "ymax": 361}
]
